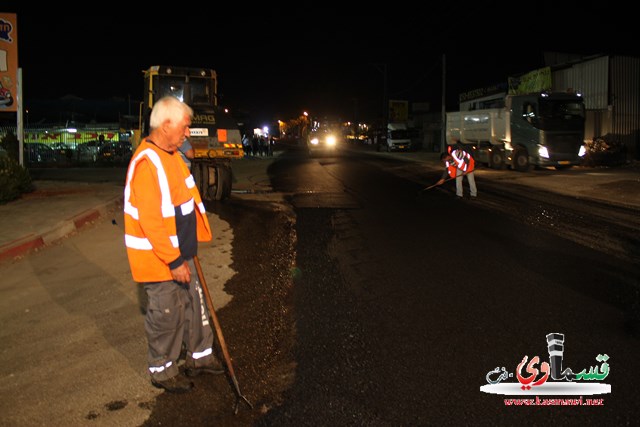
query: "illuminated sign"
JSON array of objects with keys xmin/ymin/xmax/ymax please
[{"xmin": 0, "ymin": 13, "xmax": 18, "ymax": 113}]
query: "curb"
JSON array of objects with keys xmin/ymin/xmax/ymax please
[{"xmin": 0, "ymin": 196, "xmax": 123, "ymax": 263}]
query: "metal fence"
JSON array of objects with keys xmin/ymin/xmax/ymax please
[{"xmin": 0, "ymin": 125, "xmax": 133, "ymax": 166}]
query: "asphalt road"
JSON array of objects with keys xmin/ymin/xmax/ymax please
[{"xmin": 1, "ymin": 144, "xmax": 638, "ymax": 426}]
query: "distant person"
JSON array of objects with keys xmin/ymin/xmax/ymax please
[
  {"xmin": 178, "ymin": 137, "xmax": 195, "ymax": 170},
  {"xmin": 123, "ymin": 96, "xmax": 224, "ymax": 394},
  {"xmin": 259, "ymin": 136, "xmax": 267, "ymax": 157},
  {"xmin": 251, "ymin": 134, "xmax": 259, "ymax": 157},
  {"xmin": 435, "ymin": 140, "xmax": 477, "ymax": 199},
  {"xmin": 242, "ymin": 133, "xmax": 251, "ymax": 157},
  {"xmin": 268, "ymin": 136, "xmax": 275, "ymax": 156}
]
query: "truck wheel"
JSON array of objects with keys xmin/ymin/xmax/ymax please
[
  {"xmin": 513, "ymin": 149, "xmax": 530, "ymax": 172},
  {"xmin": 214, "ymin": 164, "xmax": 232, "ymax": 201},
  {"xmin": 489, "ymin": 150, "xmax": 505, "ymax": 170},
  {"xmin": 201, "ymin": 164, "xmax": 229, "ymax": 202},
  {"xmin": 192, "ymin": 163, "xmax": 212, "ymax": 201},
  {"xmin": 192, "ymin": 163, "xmax": 225, "ymax": 201}
]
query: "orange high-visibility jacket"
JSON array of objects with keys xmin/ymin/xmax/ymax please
[
  {"xmin": 123, "ymin": 139, "xmax": 212, "ymax": 282},
  {"xmin": 444, "ymin": 160, "xmax": 457, "ymax": 178},
  {"xmin": 451, "ymin": 148, "xmax": 475, "ymax": 173}
]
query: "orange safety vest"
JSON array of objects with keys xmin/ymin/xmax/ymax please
[
  {"xmin": 123, "ymin": 139, "xmax": 212, "ymax": 282},
  {"xmin": 451, "ymin": 148, "xmax": 475, "ymax": 173},
  {"xmin": 445, "ymin": 160, "xmax": 457, "ymax": 178}
]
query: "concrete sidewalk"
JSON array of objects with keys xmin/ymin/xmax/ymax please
[
  {"xmin": 1, "ymin": 147, "xmax": 638, "ymax": 263},
  {"xmin": 0, "ymin": 154, "xmax": 281, "ymax": 264},
  {"xmin": 0, "ymin": 181, "xmax": 124, "ymax": 263}
]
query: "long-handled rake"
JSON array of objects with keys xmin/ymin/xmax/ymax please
[
  {"xmin": 193, "ymin": 255, "xmax": 253, "ymax": 414},
  {"xmin": 418, "ymin": 169, "xmax": 476, "ymax": 194}
]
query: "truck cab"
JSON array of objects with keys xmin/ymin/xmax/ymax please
[
  {"xmin": 377, "ymin": 122, "xmax": 412, "ymax": 152},
  {"xmin": 135, "ymin": 65, "xmax": 243, "ymax": 201},
  {"xmin": 446, "ymin": 92, "xmax": 586, "ymax": 171}
]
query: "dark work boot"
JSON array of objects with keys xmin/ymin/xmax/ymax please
[
  {"xmin": 151, "ymin": 374, "xmax": 194, "ymax": 393},
  {"xmin": 184, "ymin": 357, "xmax": 225, "ymax": 377}
]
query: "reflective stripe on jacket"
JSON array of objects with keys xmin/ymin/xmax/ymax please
[
  {"xmin": 124, "ymin": 139, "xmax": 212, "ymax": 282},
  {"xmin": 445, "ymin": 161, "xmax": 457, "ymax": 178},
  {"xmin": 451, "ymin": 149, "xmax": 475, "ymax": 173}
]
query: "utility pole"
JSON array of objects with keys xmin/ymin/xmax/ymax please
[
  {"xmin": 382, "ymin": 63, "xmax": 388, "ymax": 134},
  {"xmin": 17, "ymin": 68, "xmax": 24, "ymax": 166}
]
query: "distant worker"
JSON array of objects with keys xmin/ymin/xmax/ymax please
[
  {"xmin": 123, "ymin": 96, "xmax": 224, "ymax": 394},
  {"xmin": 178, "ymin": 137, "xmax": 195, "ymax": 170},
  {"xmin": 268, "ymin": 136, "xmax": 275, "ymax": 156},
  {"xmin": 241, "ymin": 132, "xmax": 251, "ymax": 157},
  {"xmin": 251, "ymin": 134, "xmax": 259, "ymax": 157},
  {"xmin": 259, "ymin": 136, "xmax": 267, "ymax": 157},
  {"xmin": 435, "ymin": 140, "xmax": 477, "ymax": 199}
]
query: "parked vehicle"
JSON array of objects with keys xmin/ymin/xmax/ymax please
[
  {"xmin": 51, "ymin": 142, "xmax": 74, "ymax": 160},
  {"xmin": 76, "ymin": 140, "xmax": 103, "ymax": 163},
  {"xmin": 446, "ymin": 92, "xmax": 586, "ymax": 171},
  {"xmin": 23, "ymin": 143, "xmax": 57, "ymax": 164},
  {"xmin": 377, "ymin": 123, "xmax": 412, "ymax": 152},
  {"xmin": 99, "ymin": 141, "xmax": 132, "ymax": 163}
]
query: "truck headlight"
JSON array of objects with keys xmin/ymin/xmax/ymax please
[
  {"xmin": 538, "ymin": 146, "xmax": 550, "ymax": 159},
  {"xmin": 578, "ymin": 145, "xmax": 587, "ymax": 157}
]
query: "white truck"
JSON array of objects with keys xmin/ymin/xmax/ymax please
[
  {"xmin": 376, "ymin": 122, "xmax": 412, "ymax": 152},
  {"xmin": 446, "ymin": 92, "xmax": 586, "ymax": 171}
]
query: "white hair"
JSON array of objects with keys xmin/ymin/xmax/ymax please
[{"xmin": 149, "ymin": 96, "xmax": 193, "ymax": 130}]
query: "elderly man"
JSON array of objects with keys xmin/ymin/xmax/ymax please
[{"xmin": 123, "ymin": 96, "xmax": 224, "ymax": 393}]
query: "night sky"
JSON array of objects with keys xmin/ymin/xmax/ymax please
[{"xmin": 4, "ymin": 8, "xmax": 638, "ymax": 126}]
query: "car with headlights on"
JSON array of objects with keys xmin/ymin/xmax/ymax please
[{"xmin": 307, "ymin": 128, "xmax": 341, "ymax": 157}]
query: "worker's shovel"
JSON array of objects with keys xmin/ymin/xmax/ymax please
[
  {"xmin": 193, "ymin": 255, "xmax": 253, "ymax": 414},
  {"xmin": 418, "ymin": 169, "xmax": 476, "ymax": 195},
  {"xmin": 419, "ymin": 180, "xmax": 446, "ymax": 193},
  {"xmin": 418, "ymin": 175, "xmax": 458, "ymax": 194}
]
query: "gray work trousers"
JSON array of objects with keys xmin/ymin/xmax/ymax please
[
  {"xmin": 456, "ymin": 169, "xmax": 477, "ymax": 198},
  {"xmin": 143, "ymin": 258, "xmax": 215, "ymax": 381}
]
